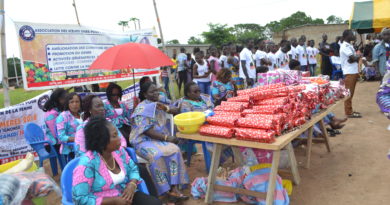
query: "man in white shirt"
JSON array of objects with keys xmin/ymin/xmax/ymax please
[
  {"xmin": 287, "ymin": 37, "xmax": 298, "ymax": 61},
  {"xmin": 267, "ymin": 43, "xmax": 277, "ymax": 71},
  {"xmin": 296, "ymin": 35, "xmax": 308, "ymax": 71},
  {"xmin": 254, "ymin": 40, "xmax": 268, "ymax": 68},
  {"xmin": 240, "ymin": 39, "xmax": 256, "ymax": 87},
  {"xmin": 340, "ymin": 29, "xmax": 362, "ymax": 118},
  {"xmin": 307, "ymin": 40, "xmax": 319, "ymax": 76},
  {"xmin": 275, "ymin": 40, "xmax": 291, "ymax": 70}
]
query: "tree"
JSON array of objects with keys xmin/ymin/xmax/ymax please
[
  {"xmin": 233, "ymin": 23, "xmax": 266, "ymax": 43},
  {"xmin": 187, "ymin": 36, "xmax": 203, "ymax": 44},
  {"xmin": 166, "ymin": 39, "xmax": 180, "ymax": 44},
  {"xmin": 265, "ymin": 11, "xmax": 324, "ymax": 35},
  {"xmin": 326, "ymin": 15, "xmax": 344, "ymax": 24},
  {"xmin": 201, "ymin": 23, "xmax": 236, "ymax": 47},
  {"xmin": 129, "ymin": 17, "xmax": 139, "ymax": 29},
  {"xmin": 7, "ymin": 57, "xmax": 21, "ymax": 78},
  {"xmin": 118, "ymin": 20, "xmax": 128, "ymax": 31}
]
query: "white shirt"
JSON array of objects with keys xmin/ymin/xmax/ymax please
[
  {"xmin": 254, "ymin": 50, "xmax": 267, "ymax": 67},
  {"xmin": 109, "ymin": 168, "xmax": 125, "ymax": 185},
  {"xmin": 287, "ymin": 46, "xmax": 297, "ymax": 60},
  {"xmin": 193, "ymin": 60, "xmax": 210, "ymax": 83},
  {"xmin": 177, "ymin": 53, "xmax": 187, "ymax": 72},
  {"xmin": 239, "ymin": 47, "xmax": 256, "ymax": 79},
  {"xmin": 340, "ymin": 41, "xmax": 358, "ymax": 74},
  {"xmin": 219, "ymin": 55, "xmax": 228, "ymax": 69},
  {"xmin": 307, "ymin": 47, "xmax": 319, "ymax": 65},
  {"xmin": 330, "ymin": 56, "xmax": 342, "ymax": 70},
  {"xmin": 296, "ymin": 45, "xmax": 308, "ymax": 66},
  {"xmin": 275, "ymin": 49, "xmax": 290, "ymax": 70},
  {"xmin": 267, "ymin": 52, "xmax": 277, "ymax": 71}
]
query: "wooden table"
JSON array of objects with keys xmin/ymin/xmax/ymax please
[{"xmin": 177, "ymin": 98, "xmax": 346, "ymax": 205}]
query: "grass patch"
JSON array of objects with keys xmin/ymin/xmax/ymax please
[{"xmin": 0, "ymin": 88, "xmax": 46, "ymax": 108}]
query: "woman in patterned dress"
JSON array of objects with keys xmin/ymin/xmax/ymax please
[
  {"xmin": 72, "ymin": 117, "xmax": 161, "ymax": 205},
  {"xmin": 43, "ymin": 88, "xmax": 67, "ymax": 154},
  {"xmin": 56, "ymin": 92, "xmax": 82, "ymax": 156},
  {"xmin": 211, "ymin": 68, "xmax": 237, "ymax": 106},
  {"xmin": 129, "ymin": 82, "xmax": 189, "ymax": 202}
]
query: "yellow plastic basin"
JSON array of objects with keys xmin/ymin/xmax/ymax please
[{"xmin": 174, "ymin": 112, "xmax": 206, "ymax": 134}]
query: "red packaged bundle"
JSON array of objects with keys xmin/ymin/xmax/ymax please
[
  {"xmin": 236, "ymin": 117, "xmax": 275, "ymax": 130},
  {"xmin": 227, "ymin": 95, "xmax": 252, "ymax": 102},
  {"xmin": 252, "ymin": 105, "xmax": 284, "ymax": 114},
  {"xmin": 206, "ymin": 115, "xmax": 239, "ymax": 127},
  {"xmin": 199, "ymin": 124, "xmax": 234, "ymax": 138},
  {"xmin": 221, "ymin": 101, "xmax": 250, "ymax": 109},
  {"xmin": 293, "ymin": 117, "xmax": 306, "ymax": 127},
  {"xmin": 235, "ymin": 128, "xmax": 276, "ymax": 143},
  {"xmin": 213, "ymin": 111, "xmax": 242, "ymax": 117},
  {"xmin": 271, "ymin": 87, "xmax": 289, "ymax": 98},
  {"xmin": 214, "ymin": 104, "xmax": 244, "ymax": 112},
  {"xmin": 244, "ymin": 114, "xmax": 285, "ymax": 124},
  {"xmin": 255, "ymin": 97, "xmax": 289, "ymax": 106}
]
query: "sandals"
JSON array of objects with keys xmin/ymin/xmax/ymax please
[
  {"xmin": 347, "ymin": 112, "xmax": 362, "ymax": 118},
  {"xmin": 327, "ymin": 128, "xmax": 341, "ymax": 137}
]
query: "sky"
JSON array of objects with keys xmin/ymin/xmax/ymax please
[{"xmin": 4, "ymin": 0, "xmax": 360, "ymax": 57}]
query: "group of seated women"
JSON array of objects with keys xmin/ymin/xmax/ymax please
[{"xmin": 43, "ymin": 72, "xmax": 237, "ymax": 204}]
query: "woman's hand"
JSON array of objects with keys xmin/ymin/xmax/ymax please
[{"xmin": 122, "ymin": 181, "xmax": 137, "ymax": 203}]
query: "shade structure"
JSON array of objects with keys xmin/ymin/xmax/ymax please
[
  {"xmin": 88, "ymin": 42, "xmax": 174, "ymax": 70},
  {"xmin": 350, "ymin": 0, "xmax": 390, "ymax": 34}
]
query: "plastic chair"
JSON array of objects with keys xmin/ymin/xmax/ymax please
[
  {"xmin": 330, "ymin": 57, "xmax": 344, "ymax": 80},
  {"xmin": 24, "ymin": 122, "xmax": 64, "ymax": 176},
  {"xmin": 125, "ymin": 147, "xmax": 150, "ymax": 195}
]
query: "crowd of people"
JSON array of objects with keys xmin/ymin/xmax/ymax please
[{"xmin": 38, "ymin": 27, "xmax": 390, "ymax": 205}]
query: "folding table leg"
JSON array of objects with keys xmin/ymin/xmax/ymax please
[
  {"xmin": 231, "ymin": 146, "xmax": 244, "ymax": 166},
  {"xmin": 265, "ymin": 150, "xmax": 280, "ymax": 205},
  {"xmin": 205, "ymin": 143, "xmax": 223, "ymax": 204},
  {"xmin": 319, "ymin": 119, "xmax": 331, "ymax": 152},
  {"xmin": 306, "ymin": 126, "xmax": 314, "ymax": 169},
  {"xmin": 286, "ymin": 142, "xmax": 300, "ymax": 185}
]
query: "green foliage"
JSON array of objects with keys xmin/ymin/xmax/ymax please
[
  {"xmin": 326, "ymin": 15, "xmax": 344, "ymax": 24},
  {"xmin": 265, "ymin": 11, "xmax": 325, "ymax": 34},
  {"xmin": 166, "ymin": 39, "xmax": 180, "ymax": 44},
  {"xmin": 7, "ymin": 57, "xmax": 21, "ymax": 78},
  {"xmin": 233, "ymin": 24, "xmax": 266, "ymax": 44},
  {"xmin": 201, "ymin": 23, "xmax": 236, "ymax": 47},
  {"xmin": 187, "ymin": 36, "xmax": 203, "ymax": 44}
]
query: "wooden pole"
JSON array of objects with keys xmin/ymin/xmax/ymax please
[
  {"xmin": 152, "ymin": 0, "xmax": 175, "ymax": 100},
  {"xmin": 1, "ymin": 0, "xmax": 10, "ymax": 107},
  {"xmin": 72, "ymin": 0, "xmax": 81, "ymax": 25}
]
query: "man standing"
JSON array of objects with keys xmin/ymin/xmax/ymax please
[
  {"xmin": 275, "ymin": 40, "xmax": 291, "ymax": 70},
  {"xmin": 372, "ymin": 28, "xmax": 390, "ymax": 77},
  {"xmin": 288, "ymin": 37, "xmax": 298, "ymax": 61},
  {"xmin": 254, "ymin": 40, "xmax": 268, "ymax": 68},
  {"xmin": 319, "ymin": 34, "xmax": 333, "ymax": 77},
  {"xmin": 340, "ymin": 29, "xmax": 362, "ymax": 118},
  {"xmin": 176, "ymin": 47, "xmax": 188, "ymax": 93},
  {"xmin": 240, "ymin": 39, "xmax": 256, "ymax": 87},
  {"xmin": 296, "ymin": 35, "xmax": 308, "ymax": 71}
]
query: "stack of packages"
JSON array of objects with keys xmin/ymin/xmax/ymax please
[
  {"xmin": 257, "ymin": 70, "xmax": 302, "ymax": 86},
  {"xmin": 199, "ymin": 83, "xmax": 320, "ymax": 143}
]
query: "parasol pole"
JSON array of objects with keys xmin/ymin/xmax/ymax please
[
  {"xmin": 152, "ymin": 0, "xmax": 175, "ymax": 100},
  {"xmin": 1, "ymin": 0, "xmax": 10, "ymax": 107}
]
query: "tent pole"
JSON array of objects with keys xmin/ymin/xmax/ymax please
[
  {"xmin": 152, "ymin": 0, "xmax": 175, "ymax": 101},
  {"xmin": 1, "ymin": 0, "xmax": 10, "ymax": 107}
]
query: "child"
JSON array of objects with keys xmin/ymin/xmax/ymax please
[
  {"xmin": 267, "ymin": 43, "xmax": 278, "ymax": 71},
  {"xmin": 308, "ymin": 40, "xmax": 319, "ymax": 76},
  {"xmin": 289, "ymin": 59, "xmax": 301, "ymax": 71},
  {"xmin": 275, "ymin": 40, "xmax": 291, "ymax": 70},
  {"xmin": 160, "ymin": 66, "xmax": 170, "ymax": 99},
  {"xmin": 193, "ymin": 51, "xmax": 211, "ymax": 94}
]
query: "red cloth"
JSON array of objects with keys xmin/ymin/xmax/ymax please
[
  {"xmin": 235, "ymin": 128, "xmax": 275, "ymax": 143},
  {"xmin": 206, "ymin": 116, "xmax": 238, "ymax": 127},
  {"xmin": 199, "ymin": 124, "xmax": 234, "ymax": 138},
  {"xmin": 227, "ymin": 95, "xmax": 252, "ymax": 102},
  {"xmin": 254, "ymin": 97, "xmax": 289, "ymax": 106}
]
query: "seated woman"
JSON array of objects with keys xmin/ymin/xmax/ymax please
[
  {"xmin": 129, "ymin": 81, "xmax": 189, "ymax": 202},
  {"xmin": 377, "ymin": 60, "xmax": 390, "ymax": 128},
  {"xmin": 176, "ymin": 82, "xmax": 213, "ymax": 113},
  {"xmin": 75, "ymin": 95, "xmax": 127, "ymax": 157},
  {"xmin": 43, "ymin": 88, "xmax": 67, "ymax": 154},
  {"xmin": 104, "ymin": 83, "xmax": 132, "ymax": 144},
  {"xmin": 56, "ymin": 92, "xmax": 82, "ymax": 156},
  {"xmin": 72, "ymin": 117, "xmax": 162, "ymax": 205},
  {"xmin": 211, "ymin": 68, "xmax": 237, "ymax": 106}
]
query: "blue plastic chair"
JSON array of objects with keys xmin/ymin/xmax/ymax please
[
  {"xmin": 330, "ymin": 58, "xmax": 344, "ymax": 80},
  {"xmin": 24, "ymin": 122, "xmax": 64, "ymax": 176},
  {"xmin": 61, "ymin": 154, "xmax": 150, "ymax": 205},
  {"xmin": 125, "ymin": 147, "xmax": 150, "ymax": 195}
]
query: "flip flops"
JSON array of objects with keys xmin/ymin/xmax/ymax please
[{"xmin": 347, "ymin": 112, "xmax": 362, "ymax": 118}]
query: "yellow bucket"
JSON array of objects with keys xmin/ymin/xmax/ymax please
[{"xmin": 174, "ymin": 112, "xmax": 206, "ymax": 134}]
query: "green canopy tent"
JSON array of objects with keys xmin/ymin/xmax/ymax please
[{"xmin": 350, "ymin": 0, "xmax": 390, "ymax": 34}]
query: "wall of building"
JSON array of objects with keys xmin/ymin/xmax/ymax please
[
  {"xmin": 273, "ymin": 24, "xmax": 351, "ymax": 48},
  {"xmin": 159, "ymin": 44, "xmax": 211, "ymax": 58}
]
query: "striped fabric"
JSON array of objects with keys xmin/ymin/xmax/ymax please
[{"xmin": 350, "ymin": 0, "xmax": 390, "ymax": 33}]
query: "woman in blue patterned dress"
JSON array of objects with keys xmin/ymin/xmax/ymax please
[
  {"xmin": 129, "ymin": 82, "xmax": 189, "ymax": 202},
  {"xmin": 211, "ymin": 68, "xmax": 236, "ymax": 106},
  {"xmin": 56, "ymin": 92, "xmax": 82, "ymax": 156},
  {"xmin": 72, "ymin": 117, "xmax": 161, "ymax": 205}
]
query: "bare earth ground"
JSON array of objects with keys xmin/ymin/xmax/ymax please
[{"xmin": 45, "ymin": 81, "xmax": 390, "ymax": 205}]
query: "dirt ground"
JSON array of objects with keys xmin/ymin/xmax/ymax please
[{"xmin": 45, "ymin": 81, "xmax": 390, "ymax": 205}]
